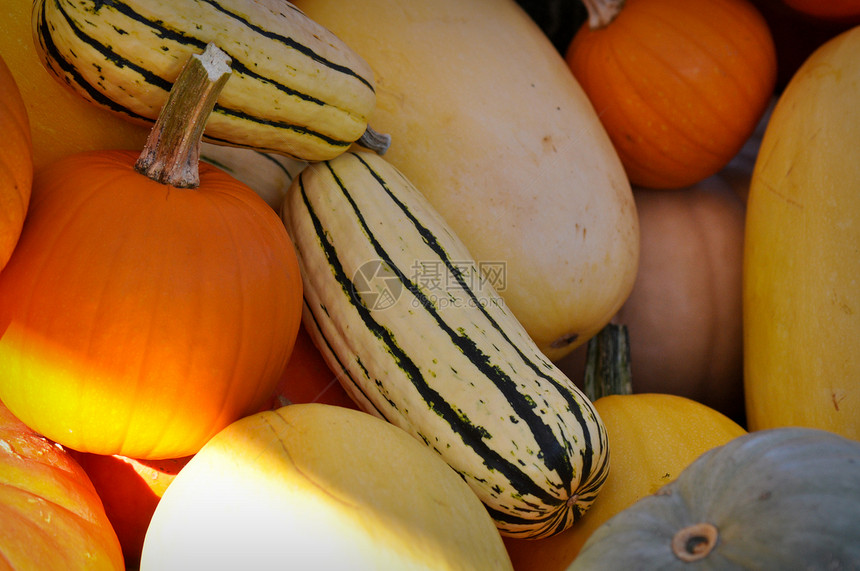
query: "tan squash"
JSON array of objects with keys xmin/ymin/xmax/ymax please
[{"xmin": 292, "ymin": 0, "xmax": 639, "ymax": 361}]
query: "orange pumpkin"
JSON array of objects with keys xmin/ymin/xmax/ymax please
[
  {"xmin": 566, "ymin": 0, "xmax": 777, "ymax": 189},
  {"xmin": 0, "ymin": 45, "xmax": 303, "ymax": 460},
  {"xmin": 0, "ymin": 53, "xmax": 32, "ymax": 271},
  {"xmin": 0, "ymin": 400, "xmax": 125, "ymax": 570},
  {"xmin": 68, "ymin": 452, "xmax": 191, "ymax": 569}
]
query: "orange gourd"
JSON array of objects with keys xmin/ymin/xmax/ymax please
[
  {"xmin": 0, "ymin": 400, "xmax": 125, "ymax": 570},
  {"xmin": 566, "ymin": 0, "xmax": 777, "ymax": 189},
  {"xmin": 0, "ymin": 45, "xmax": 303, "ymax": 460},
  {"xmin": 504, "ymin": 395, "xmax": 746, "ymax": 570},
  {"xmin": 0, "ymin": 53, "xmax": 32, "ymax": 271}
]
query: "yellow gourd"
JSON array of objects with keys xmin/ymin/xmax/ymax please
[
  {"xmin": 743, "ymin": 26, "xmax": 860, "ymax": 439},
  {"xmin": 291, "ymin": 0, "xmax": 639, "ymax": 361}
]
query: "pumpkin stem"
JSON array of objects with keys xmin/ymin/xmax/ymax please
[
  {"xmin": 135, "ymin": 43, "xmax": 232, "ymax": 189},
  {"xmin": 580, "ymin": 0, "xmax": 626, "ymax": 29},
  {"xmin": 583, "ymin": 322, "xmax": 632, "ymax": 401},
  {"xmin": 672, "ymin": 522, "xmax": 719, "ymax": 562}
]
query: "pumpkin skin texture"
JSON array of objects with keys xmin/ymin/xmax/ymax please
[
  {"xmin": 292, "ymin": 0, "xmax": 639, "ymax": 362},
  {"xmin": 0, "ymin": 53, "xmax": 33, "ymax": 272},
  {"xmin": 0, "ymin": 150, "xmax": 303, "ymax": 459},
  {"xmin": 566, "ymin": 0, "xmax": 777, "ymax": 189},
  {"xmin": 503, "ymin": 394, "xmax": 745, "ymax": 570},
  {"xmin": 743, "ymin": 27, "xmax": 860, "ymax": 440},
  {"xmin": 140, "ymin": 404, "xmax": 514, "ymax": 570},
  {"xmin": 0, "ymin": 0, "xmax": 149, "ymax": 171},
  {"xmin": 570, "ymin": 427, "xmax": 860, "ymax": 569},
  {"xmin": 0, "ymin": 400, "xmax": 125, "ymax": 570}
]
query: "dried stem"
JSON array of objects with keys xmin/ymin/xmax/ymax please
[
  {"xmin": 580, "ymin": 0, "xmax": 626, "ymax": 29},
  {"xmin": 583, "ymin": 322, "xmax": 633, "ymax": 401},
  {"xmin": 135, "ymin": 43, "xmax": 232, "ymax": 188}
]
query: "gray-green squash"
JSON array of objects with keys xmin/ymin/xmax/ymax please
[{"xmin": 570, "ymin": 427, "xmax": 860, "ymax": 570}]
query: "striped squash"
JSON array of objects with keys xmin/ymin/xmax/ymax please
[
  {"xmin": 32, "ymin": 0, "xmax": 384, "ymax": 161},
  {"xmin": 281, "ymin": 151, "xmax": 610, "ymax": 539}
]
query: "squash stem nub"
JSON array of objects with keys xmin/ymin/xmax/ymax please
[
  {"xmin": 357, "ymin": 125, "xmax": 392, "ymax": 155},
  {"xmin": 135, "ymin": 43, "xmax": 232, "ymax": 189},
  {"xmin": 583, "ymin": 322, "xmax": 633, "ymax": 401}
]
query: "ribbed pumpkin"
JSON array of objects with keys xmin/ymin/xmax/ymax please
[
  {"xmin": 0, "ymin": 400, "xmax": 125, "ymax": 570},
  {"xmin": 0, "ymin": 45, "xmax": 303, "ymax": 459},
  {"xmin": 571, "ymin": 427, "xmax": 860, "ymax": 569},
  {"xmin": 566, "ymin": 0, "xmax": 777, "ymax": 189},
  {"xmin": 0, "ymin": 53, "xmax": 32, "ymax": 271},
  {"xmin": 744, "ymin": 26, "xmax": 860, "ymax": 440},
  {"xmin": 140, "ymin": 404, "xmax": 514, "ymax": 570}
]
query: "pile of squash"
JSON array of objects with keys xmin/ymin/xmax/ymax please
[{"xmin": 1, "ymin": 0, "xmax": 859, "ymax": 568}]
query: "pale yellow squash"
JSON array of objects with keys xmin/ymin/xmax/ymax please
[
  {"xmin": 292, "ymin": 0, "xmax": 639, "ymax": 361},
  {"xmin": 140, "ymin": 404, "xmax": 514, "ymax": 570},
  {"xmin": 744, "ymin": 27, "xmax": 860, "ymax": 439}
]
